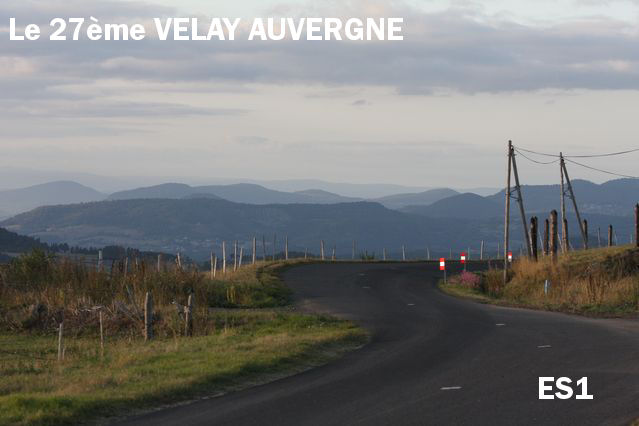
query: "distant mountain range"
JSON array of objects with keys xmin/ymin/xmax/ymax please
[
  {"xmin": 0, "ymin": 181, "xmax": 106, "ymax": 219},
  {"xmin": 374, "ymin": 188, "xmax": 459, "ymax": 209},
  {"xmin": 108, "ymin": 183, "xmax": 361, "ymax": 205},
  {"xmin": 402, "ymin": 193, "xmax": 502, "ymax": 219},
  {"xmin": 1, "ymin": 199, "xmax": 497, "ymax": 259}
]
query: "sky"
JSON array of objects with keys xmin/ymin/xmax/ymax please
[{"xmin": 2, "ymin": 0, "xmax": 639, "ymax": 191}]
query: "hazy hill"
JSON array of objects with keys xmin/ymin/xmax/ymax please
[
  {"xmin": 0, "ymin": 181, "xmax": 106, "ymax": 217},
  {"xmin": 402, "ymin": 193, "xmax": 502, "ymax": 219},
  {"xmin": 488, "ymin": 178, "xmax": 639, "ymax": 216},
  {"xmin": 109, "ymin": 183, "xmax": 357, "ymax": 205},
  {"xmin": 2, "ymin": 199, "xmax": 498, "ymax": 259},
  {"xmin": 373, "ymin": 188, "xmax": 459, "ymax": 209}
]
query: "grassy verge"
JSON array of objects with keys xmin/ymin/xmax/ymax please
[
  {"xmin": 0, "ymin": 312, "xmax": 366, "ymax": 426},
  {"xmin": 0, "ymin": 252, "xmax": 368, "ymax": 425},
  {"xmin": 439, "ymin": 246, "xmax": 639, "ymax": 317}
]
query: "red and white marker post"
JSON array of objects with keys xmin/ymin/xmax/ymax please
[
  {"xmin": 508, "ymin": 251, "xmax": 513, "ymax": 263},
  {"xmin": 460, "ymin": 252, "xmax": 467, "ymax": 271},
  {"xmin": 440, "ymin": 258, "xmax": 446, "ymax": 283}
]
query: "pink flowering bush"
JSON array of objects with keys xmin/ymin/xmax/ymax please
[{"xmin": 449, "ymin": 271, "xmax": 481, "ymax": 289}]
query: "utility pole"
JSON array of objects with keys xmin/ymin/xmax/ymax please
[
  {"xmin": 560, "ymin": 153, "xmax": 567, "ymax": 252},
  {"xmin": 510, "ymin": 143, "xmax": 531, "ymax": 257},
  {"xmin": 560, "ymin": 155, "xmax": 588, "ymax": 249}
]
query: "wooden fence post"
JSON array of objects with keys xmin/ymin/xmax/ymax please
[
  {"xmin": 98, "ymin": 250, "xmax": 103, "ymax": 271},
  {"xmin": 480, "ymin": 241, "xmax": 484, "ymax": 260},
  {"xmin": 285, "ymin": 236, "xmax": 289, "ymax": 261},
  {"xmin": 332, "ymin": 246, "xmax": 336, "ymax": 260},
  {"xmin": 252, "ymin": 237, "xmax": 257, "ymax": 265},
  {"xmin": 427, "ymin": 247, "xmax": 431, "ymax": 261},
  {"xmin": 543, "ymin": 219, "xmax": 549, "ymax": 256},
  {"xmin": 239, "ymin": 247, "xmax": 243, "ymax": 268},
  {"xmin": 262, "ymin": 235, "xmax": 267, "ymax": 261},
  {"xmin": 144, "ymin": 292, "xmax": 153, "ymax": 341},
  {"xmin": 213, "ymin": 255, "xmax": 217, "ymax": 278},
  {"xmin": 635, "ymin": 204, "xmax": 639, "ymax": 248},
  {"xmin": 222, "ymin": 241, "xmax": 227, "ymax": 275},
  {"xmin": 233, "ymin": 241, "xmax": 238, "ymax": 271},
  {"xmin": 157, "ymin": 254, "xmax": 162, "ymax": 273},
  {"xmin": 550, "ymin": 210, "xmax": 558, "ymax": 261},
  {"xmin": 563, "ymin": 218, "xmax": 570, "ymax": 252},
  {"xmin": 608, "ymin": 225, "xmax": 614, "ymax": 247},
  {"xmin": 383, "ymin": 248, "xmax": 386, "ymax": 261},
  {"xmin": 583, "ymin": 220, "xmax": 589, "ymax": 250},
  {"xmin": 530, "ymin": 217, "xmax": 538, "ymax": 261},
  {"xmin": 402, "ymin": 245, "xmax": 406, "ymax": 261},
  {"xmin": 320, "ymin": 240, "xmax": 325, "ymax": 260},
  {"xmin": 304, "ymin": 248, "xmax": 308, "ymax": 259},
  {"xmin": 57, "ymin": 322, "xmax": 64, "ymax": 362},
  {"xmin": 185, "ymin": 294, "xmax": 194, "ymax": 337},
  {"xmin": 99, "ymin": 310, "xmax": 104, "ymax": 359}
]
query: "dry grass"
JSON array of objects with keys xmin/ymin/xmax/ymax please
[{"xmin": 442, "ymin": 246, "xmax": 639, "ymax": 316}]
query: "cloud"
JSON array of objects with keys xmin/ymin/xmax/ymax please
[
  {"xmin": 351, "ymin": 99, "xmax": 371, "ymax": 106},
  {"xmin": 3, "ymin": 0, "xmax": 639, "ymax": 99}
]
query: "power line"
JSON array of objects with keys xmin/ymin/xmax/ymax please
[
  {"xmin": 515, "ymin": 146, "xmax": 639, "ymax": 159},
  {"xmin": 514, "ymin": 149, "xmax": 560, "ymax": 165},
  {"xmin": 564, "ymin": 158, "xmax": 639, "ymax": 179}
]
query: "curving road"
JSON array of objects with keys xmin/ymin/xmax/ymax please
[{"xmin": 120, "ymin": 262, "xmax": 639, "ymax": 426}]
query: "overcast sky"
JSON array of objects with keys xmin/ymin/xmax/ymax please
[{"xmin": 2, "ymin": 0, "xmax": 639, "ymax": 190}]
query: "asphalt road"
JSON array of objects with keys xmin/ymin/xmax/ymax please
[{"xmin": 120, "ymin": 262, "xmax": 639, "ymax": 426}]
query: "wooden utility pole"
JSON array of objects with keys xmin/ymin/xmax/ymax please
[
  {"xmin": 530, "ymin": 217, "xmax": 538, "ymax": 261},
  {"xmin": 144, "ymin": 292, "xmax": 153, "ymax": 341},
  {"xmin": 550, "ymin": 210, "xmax": 558, "ymax": 261},
  {"xmin": 504, "ymin": 142, "xmax": 513, "ymax": 283},
  {"xmin": 510, "ymin": 142, "xmax": 532, "ymax": 257},
  {"xmin": 252, "ymin": 237, "xmax": 256, "ymax": 265},
  {"xmin": 635, "ymin": 204, "xmax": 639, "ymax": 248},
  {"xmin": 560, "ymin": 155, "xmax": 588, "ymax": 249},
  {"xmin": 560, "ymin": 153, "xmax": 567, "ymax": 253},
  {"xmin": 563, "ymin": 218, "xmax": 570, "ymax": 251}
]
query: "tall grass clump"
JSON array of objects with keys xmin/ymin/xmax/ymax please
[{"xmin": 0, "ymin": 249, "xmax": 292, "ymax": 337}]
